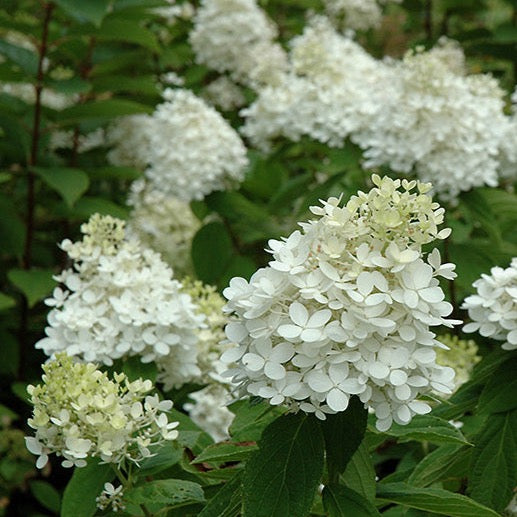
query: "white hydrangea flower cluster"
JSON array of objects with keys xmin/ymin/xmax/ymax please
[
  {"xmin": 203, "ymin": 77, "xmax": 246, "ymax": 111},
  {"xmin": 96, "ymin": 483, "xmax": 125, "ymax": 513},
  {"xmin": 323, "ymin": 0, "xmax": 401, "ymax": 31},
  {"xmin": 222, "ymin": 175, "xmax": 460, "ymax": 431},
  {"xmin": 184, "ymin": 384, "xmax": 234, "ymax": 442},
  {"xmin": 25, "ymin": 354, "xmax": 179, "ymax": 469},
  {"xmin": 435, "ymin": 334, "xmax": 480, "ymax": 391},
  {"xmin": 157, "ymin": 279, "xmax": 231, "ymax": 389},
  {"xmin": 352, "ymin": 41, "xmax": 509, "ymax": 201},
  {"xmin": 126, "ymin": 180, "xmax": 200, "ymax": 276},
  {"xmin": 241, "ymin": 16, "xmax": 393, "ymax": 150},
  {"xmin": 499, "ymin": 88, "xmax": 517, "ymax": 180},
  {"xmin": 36, "ymin": 214, "xmax": 204, "ymax": 368},
  {"xmin": 462, "ymin": 258, "xmax": 517, "ymax": 351},
  {"xmin": 108, "ymin": 89, "xmax": 249, "ymax": 201},
  {"xmin": 189, "ymin": 0, "xmax": 288, "ymax": 87}
]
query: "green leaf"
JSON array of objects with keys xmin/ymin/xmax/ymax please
[
  {"xmin": 0, "ymin": 292, "xmax": 15, "ymax": 311},
  {"xmin": 91, "ymin": 75, "xmax": 159, "ymax": 96},
  {"xmin": 340, "ymin": 441, "xmax": 376, "ymax": 500},
  {"xmin": 408, "ymin": 444, "xmax": 471, "ymax": 488},
  {"xmin": 192, "ymin": 222, "xmax": 233, "ymax": 285},
  {"xmin": 53, "ymin": 0, "xmax": 111, "ymax": 26},
  {"xmin": 30, "ymin": 480, "xmax": 61, "ymax": 514},
  {"xmin": 228, "ymin": 399, "xmax": 285, "ymax": 442},
  {"xmin": 468, "ymin": 409, "xmax": 517, "ymax": 512},
  {"xmin": 87, "ymin": 166, "xmax": 142, "ymax": 181},
  {"xmin": 323, "ymin": 485, "xmax": 380, "ymax": 517},
  {"xmin": 0, "ymin": 193, "xmax": 25, "ymax": 257},
  {"xmin": 168, "ymin": 408, "xmax": 214, "ymax": 454},
  {"xmin": 478, "ymin": 356, "xmax": 517, "ymax": 414},
  {"xmin": 0, "ymin": 40, "xmax": 38, "ymax": 75},
  {"xmin": 7, "ymin": 269, "xmax": 55, "ymax": 308},
  {"xmin": 198, "ymin": 472, "xmax": 242, "ymax": 517},
  {"xmin": 139, "ymin": 443, "xmax": 183, "ymax": 475},
  {"xmin": 376, "ymin": 483, "xmax": 500, "ymax": 517},
  {"xmin": 70, "ymin": 196, "xmax": 129, "ymax": 220},
  {"xmin": 218, "ymin": 255, "xmax": 257, "ymax": 291},
  {"xmin": 321, "ymin": 396, "xmax": 368, "ymax": 478},
  {"xmin": 121, "ymin": 356, "xmax": 157, "ymax": 383},
  {"xmin": 97, "ymin": 20, "xmax": 160, "ymax": 52},
  {"xmin": 57, "ymin": 99, "xmax": 152, "ymax": 125},
  {"xmin": 193, "ymin": 443, "xmax": 258, "ymax": 465},
  {"xmin": 242, "ymin": 412, "xmax": 325, "ymax": 517},
  {"xmin": 61, "ymin": 461, "xmax": 114, "ymax": 517},
  {"xmin": 124, "ymin": 479, "xmax": 205, "ymax": 508},
  {"xmin": 381, "ymin": 415, "xmax": 471, "ymax": 446},
  {"xmin": 33, "ymin": 166, "xmax": 89, "ymax": 207}
]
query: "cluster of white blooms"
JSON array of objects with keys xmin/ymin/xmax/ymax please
[
  {"xmin": 203, "ymin": 77, "xmax": 246, "ymax": 111},
  {"xmin": 25, "ymin": 354, "xmax": 179, "ymax": 469},
  {"xmin": 184, "ymin": 384, "xmax": 234, "ymax": 442},
  {"xmin": 36, "ymin": 214, "xmax": 204, "ymax": 367},
  {"xmin": 499, "ymin": 88, "xmax": 517, "ymax": 180},
  {"xmin": 222, "ymin": 175, "xmax": 460, "ymax": 431},
  {"xmin": 96, "ymin": 483, "xmax": 125, "ymax": 513},
  {"xmin": 435, "ymin": 334, "xmax": 480, "ymax": 391},
  {"xmin": 323, "ymin": 0, "xmax": 401, "ymax": 31},
  {"xmin": 126, "ymin": 180, "xmax": 200, "ymax": 276},
  {"xmin": 157, "ymin": 279, "xmax": 231, "ymax": 389},
  {"xmin": 108, "ymin": 89, "xmax": 249, "ymax": 201},
  {"xmin": 153, "ymin": 0, "xmax": 194, "ymax": 25},
  {"xmin": 462, "ymin": 258, "xmax": 517, "ymax": 351},
  {"xmin": 352, "ymin": 41, "xmax": 509, "ymax": 201},
  {"xmin": 241, "ymin": 16, "xmax": 393, "ymax": 150},
  {"xmin": 189, "ymin": 0, "xmax": 287, "ymax": 87}
]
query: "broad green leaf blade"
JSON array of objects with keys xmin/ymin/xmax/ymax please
[
  {"xmin": 53, "ymin": 0, "xmax": 110, "ymax": 26},
  {"xmin": 0, "ymin": 193, "xmax": 25, "ymax": 257},
  {"xmin": 69, "ymin": 196, "xmax": 129, "ymax": 220},
  {"xmin": 97, "ymin": 20, "xmax": 160, "ymax": 52},
  {"xmin": 57, "ymin": 99, "xmax": 152, "ymax": 125},
  {"xmin": 139, "ymin": 443, "xmax": 183, "ymax": 476},
  {"xmin": 124, "ymin": 479, "xmax": 205, "ymax": 508},
  {"xmin": 242, "ymin": 412, "xmax": 325, "ymax": 517},
  {"xmin": 34, "ymin": 166, "xmax": 89, "ymax": 207},
  {"xmin": 30, "ymin": 480, "xmax": 61, "ymax": 514},
  {"xmin": 192, "ymin": 222, "xmax": 233, "ymax": 285},
  {"xmin": 468, "ymin": 409, "xmax": 517, "ymax": 512},
  {"xmin": 321, "ymin": 396, "xmax": 368, "ymax": 477},
  {"xmin": 193, "ymin": 442, "xmax": 258, "ymax": 465},
  {"xmin": 376, "ymin": 483, "xmax": 500, "ymax": 517},
  {"xmin": 121, "ymin": 355, "xmax": 157, "ymax": 383},
  {"xmin": 61, "ymin": 461, "xmax": 114, "ymax": 517},
  {"xmin": 0, "ymin": 292, "xmax": 15, "ymax": 311},
  {"xmin": 381, "ymin": 415, "xmax": 471, "ymax": 445},
  {"xmin": 408, "ymin": 444, "xmax": 471, "ymax": 488},
  {"xmin": 340, "ymin": 441, "xmax": 376, "ymax": 500},
  {"xmin": 7, "ymin": 269, "xmax": 55, "ymax": 308},
  {"xmin": 478, "ymin": 356, "xmax": 517, "ymax": 414},
  {"xmin": 323, "ymin": 485, "xmax": 380, "ymax": 517},
  {"xmin": 0, "ymin": 40, "xmax": 38, "ymax": 75},
  {"xmin": 168, "ymin": 407, "xmax": 214, "ymax": 454},
  {"xmin": 228, "ymin": 399, "xmax": 285, "ymax": 442},
  {"xmin": 198, "ymin": 472, "xmax": 242, "ymax": 517}
]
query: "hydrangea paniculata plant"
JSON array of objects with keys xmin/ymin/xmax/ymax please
[{"xmin": 222, "ymin": 175, "xmax": 460, "ymax": 431}]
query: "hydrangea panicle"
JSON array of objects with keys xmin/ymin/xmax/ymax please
[
  {"xmin": 222, "ymin": 175, "xmax": 460, "ymax": 431},
  {"xmin": 25, "ymin": 354, "xmax": 179, "ymax": 469}
]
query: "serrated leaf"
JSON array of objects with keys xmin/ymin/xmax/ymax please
[
  {"xmin": 61, "ymin": 461, "xmax": 114, "ymax": 517},
  {"xmin": 30, "ymin": 480, "xmax": 61, "ymax": 514},
  {"xmin": 376, "ymin": 483, "xmax": 500, "ymax": 517},
  {"xmin": 0, "ymin": 40, "xmax": 38, "ymax": 75},
  {"xmin": 193, "ymin": 443, "xmax": 258, "ymax": 465},
  {"xmin": 53, "ymin": 0, "xmax": 110, "ymax": 26},
  {"xmin": 381, "ymin": 415, "xmax": 471, "ymax": 445},
  {"xmin": 323, "ymin": 484, "xmax": 380, "ymax": 517},
  {"xmin": 57, "ymin": 99, "xmax": 152, "ymax": 124},
  {"xmin": 478, "ymin": 356, "xmax": 517, "ymax": 414},
  {"xmin": 34, "ymin": 166, "xmax": 89, "ymax": 207},
  {"xmin": 408, "ymin": 444, "xmax": 471, "ymax": 488},
  {"xmin": 198, "ymin": 472, "xmax": 242, "ymax": 517},
  {"xmin": 228, "ymin": 399, "xmax": 285, "ymax": 442},
  {"xmin": 124, "ymin": 479, "xmax": 205, "ymax": 508},
  {"xmin": 242, "ymin": 412, "xmax": 324, "ymax": 517},
  {"xmin": 0, "ymin": 292, "xmax": 15, "ymax": 311},
  {"xmin": 192, "ymin": 222, "xmax": 233, "ymax": 285},
  {"xmin": 97, "ymin": 20, "xmax": 160, "ymax": 52},
  {"xmin": 321, "ymin": 396, "xmax": 368, "ymax": 478},
  {"xmin": 340, "ymin": 441, "xmax": 376, "ymax": 500},
  {"xmin": 468, "ymin": 409, "xmax": 517, "ymax": 512},
  {"xmin": 7, "ymin": 269, "xmax": 55, "ymax": 308}
]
